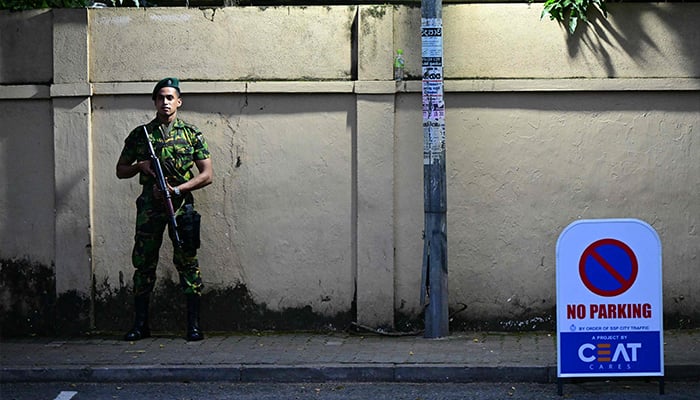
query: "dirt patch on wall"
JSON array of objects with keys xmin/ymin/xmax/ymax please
[
  {"xmin": 94, "ymin": 277, "xmax": 354, "ymax": 334},
  {"xmin": 1, "ymin": 258, "xmax": 96, "ymax": 337},
  {"xmin": 5, "ymin": 265, "xmax": 697, "ymax": 337},
  {"xmin": 0, "ymin": 258, "xmax": 56, "ymax": 337}
]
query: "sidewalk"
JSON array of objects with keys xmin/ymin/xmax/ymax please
[{"xmin": 1, "ymin": 329, "xmax": 698, "ymax": 383}]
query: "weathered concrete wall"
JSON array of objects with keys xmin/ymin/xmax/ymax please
[
  {"xmin": 394, "ymin": 91, "xmax": 699, "ymax": 331},
  {"xmin": 0, "ymin": 99, "xmax": 56, "ymax": 336},
  {"xmin": 89, "ymin": 7, "xmax": 356, "ymax": 82},
  {"xmin": 91, "ymin": 93, "xmax": 356, "ymax": 331},
  {"xmin": 1, "ymin": 4, "xmax": 698, "ymax": 336},
  {"xmin": 440, "ymin": 3, "xmax": 700, "ymax": 79},
  {"xmin": 0, "ymin": 10, "xmax": 53, "ymax": 84}
]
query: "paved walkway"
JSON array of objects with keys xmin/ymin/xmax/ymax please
[{"xmin": 1, "ymin": 329, "xmax": 698, "ymax": 383}]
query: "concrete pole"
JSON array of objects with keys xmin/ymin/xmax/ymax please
[{"xmin": 420, "ymin": 0, "xmax": 448, "ymax": 338}]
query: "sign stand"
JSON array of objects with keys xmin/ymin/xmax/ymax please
[{"xmin": 556, "ymin": 219, "xmax": 664, "ymax": 396}]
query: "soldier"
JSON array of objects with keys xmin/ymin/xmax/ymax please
[{"xmin": 116, "ymin": 77, "xmax": 213, "ymax": 341}]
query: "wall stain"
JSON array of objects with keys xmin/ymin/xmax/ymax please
[
  {"xmin": 94, "ymin": 278, "xmax": 354, "ymax": 334},
  {"xmin": 55, "ymin": 289, "xmax": 91, "ymax": 335},
  {"xmin": 1, "ymin": 258, "xmax": 94, "ymax": 337},
  {"xmin": 397, "ymin": 306, "xmax": 558, "ymax": 334},
  {"xmin": 449, "ymin": 307, "xmax": 558, "ymax": 332},
  {"xmin": 0, "ymin": 258, "xmax": 56, "ymax": 337},
  {"xmin": 3, "ymin": 261, "xmax": 698, "ymax": 337}
]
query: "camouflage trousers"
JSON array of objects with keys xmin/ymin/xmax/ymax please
[{"xmin": 131, "ymin": 189, "xmax": 203, "ymax": 297}]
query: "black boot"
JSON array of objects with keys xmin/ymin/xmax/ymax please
[
  {"xmin": 186, "ymin": 294, "xmax": 204, "ymax": 341},
  {"xmin": 124, "ymin": 294, "xmax": 151, "ymax": 341}
]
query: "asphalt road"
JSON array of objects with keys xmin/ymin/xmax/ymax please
[{"xmin": 2, "ymin": 381, "xmax": 698, "ymax": 400}]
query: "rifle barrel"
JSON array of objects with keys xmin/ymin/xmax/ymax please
[{"xmin": 143, "ymin": 126, "xmax": 182, "ymax": 247}]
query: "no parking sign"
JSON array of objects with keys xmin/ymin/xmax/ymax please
[{"xmin": 556, "ymin": 219, "xmax": 663, "ymax": 378}]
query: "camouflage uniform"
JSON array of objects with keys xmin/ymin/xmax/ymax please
[{"xmin": 119, "ymin": 118, "xmax": 210, "ymax": 297}]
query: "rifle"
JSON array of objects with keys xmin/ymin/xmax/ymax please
[{"xmin": 143, "ymin": 126, "xmax": 182, "ymax": 248}]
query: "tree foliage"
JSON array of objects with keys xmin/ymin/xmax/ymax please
[
  {"xmin": 541, "ymin": 0, "xmax": 608, "ymax": 35},
  {"xmin": 0, "ymin": 0, "xmax": 90, "ymax": 10}
]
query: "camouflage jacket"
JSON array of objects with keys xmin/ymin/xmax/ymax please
[{"xmin": 119, "ymin": 117, "xmax": 210, "ymax": 187}]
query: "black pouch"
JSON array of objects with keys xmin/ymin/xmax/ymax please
[{"xmin": 177, "ymin": 204, "xmax": 201, "ymax": 251}]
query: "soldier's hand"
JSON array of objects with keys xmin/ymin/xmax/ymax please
[
  {"xmin": 165, "ymin": 181, "xmax": 176, "ymax": 196},
  {"xmin": 138, "ymin": 160, "xmax": 156, "ymax": 177}
]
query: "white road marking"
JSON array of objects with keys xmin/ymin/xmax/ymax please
[{"xmin": 54, "ymin": 391, "xmax": 78, "ymax": 400}]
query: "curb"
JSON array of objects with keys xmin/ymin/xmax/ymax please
[
  {"xmin": 1, "ymin": 364, "xmax": 551, "ymax": 384},
  {"xmin": 3, "ymin": 364, "xmax": 698, "ymax": 384}
]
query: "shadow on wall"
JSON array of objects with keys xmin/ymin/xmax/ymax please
[
  {"xmin": 569, "ymin": 3, "xmax": 700, "ymax": 78},
  {"xmin": 0, "ymin": 10, "xmax": 52, "ymax": 85},
  {"xmin": 0, "ymin": 11, "xmax": 57, "ymax": 338}
]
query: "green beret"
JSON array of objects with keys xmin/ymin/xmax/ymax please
[{"xmin": 152, "ymin": 77, "xmax": 180, "ymax": 99}]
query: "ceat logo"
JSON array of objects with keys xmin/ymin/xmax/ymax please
[{"xmin": 578, "ymin": 342, "xmax": 642, "ymax": 363}]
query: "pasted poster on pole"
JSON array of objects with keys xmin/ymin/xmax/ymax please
[
  {"xmin": 556, "ymin": 219, "xmax": 663, "ymax": 378},
  {"xmin": 421, "ymin": 18, "xmax": 444, "ymax": 166}
]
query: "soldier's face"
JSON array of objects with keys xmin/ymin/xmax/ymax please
[{"xmin": 154, "ymin": 87, "xmax": 182, "ymax": 120}]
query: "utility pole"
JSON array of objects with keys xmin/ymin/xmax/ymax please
[{"xmin": 420, "ymin": 0, "xmax": 448, "ymax": 338}]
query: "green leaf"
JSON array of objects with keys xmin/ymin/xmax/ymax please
[
  {"xmin": 540, "ymin": 0, "xmax": 609, "ymax": 35},
  {"xmin": 568, "ymin": 15, "xmax": 578, "ymax": 34}
]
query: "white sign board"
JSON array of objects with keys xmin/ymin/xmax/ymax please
[
  {"xmin": 556, "ymin": 219, "xmax": 663, "ymax": 378},
  {"xmin": 421, "ymin": 18, "xmax": 444, "ymax": 166}
]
